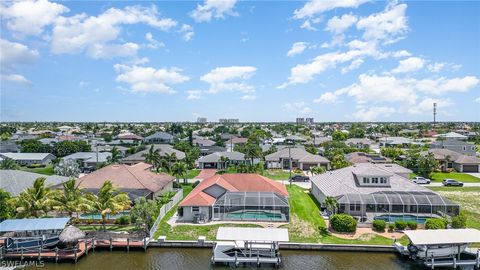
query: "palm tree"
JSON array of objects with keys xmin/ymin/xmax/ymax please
[
  {"xmin": 219, "ymin": 156, "xmax": 230, "ymax": 170},
  {"xmin": 165, "ymin": 152, "xmax": 177, "ymax": 172},
  {"xmin": 143, "ymin": 145, "xmax": 161, "ymax": 170},
  {"xmin": 171, "ymin": 162, "xmax": 187, "ymax": 184},
  {"xmin": 0, "ymin": 158, "xmax": 18, "ymax": 170},
  {"xmin": 53, "ymin": 178, "xmax": 90, "ymax": 218},
  {"xmin": 107, "ymin": 146, "xmax": 121, "ymax": 164},
  {"xmin": 14, "ymin": 177, "xmax": 56, "ymax": 218},
  {"xmin": 130, "ymin": 197, "xmax": 156, "ymax": 235},
  {"xmin": 86, "ymin": 181, "xmax": 131, "ymax": 231},
  {"xmin": 324, "ymin": 196, "xmax": 338, "ymax": 217}
]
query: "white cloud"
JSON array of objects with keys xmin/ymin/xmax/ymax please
[
  {"xmin": 341, "ymin": 58, "xmax": 364, "ymax": 73},
  {"xmin": 353, "ymin": 106, "xmax": 395, "ymax": 121},
  {"xmin": 392, "ymin": 57, "xmax": 425, "ymax": 73},
  {"xmin": 287, "ymin": 42, "xmax": 309, "ymax": 57},
  {"xmin": 356, "ymin": 3, "xmax": 408, "ymax": 44},
  {"xmin": 284, "ymin": 102, "xmax": 312, "ymax": 114},
  {"xmin": 201, "ymin": 66, "xmax": 257, "ymax": 93},
  {"xmin": 408, "ymin": 97, "xmax": 453, "ymax": 115},
  {"xmin": 190, "ymin": 0, "xmax": 238, "ymax": 23},
  {"xmin": 187, "ymin": 90, "xmax": 202, "ymax": 100},
  {"xmin": 427, "ymin": 62, "xmax": 445, "ymax": 73},
  {"xmin": 51, "ymin": 5, "xmax": 177, "ymax": 58},
  {"xmin": 241, "ymin": 94, "xmax": 256, "ymax": 100},
  {"xmin": 0, "ymin": 0, "xmax": 69, "ymax": 36},
  {"xmin": 300, "ymin": 20, "xmax": 317, "ymax": 31},
  {"xmin": 314, "ymin": 92, "xmax": 339, "ymax": 104},
  {"xmin": 415, "ymin": 76, "xmax": 479, "ymax": 95},
  {"xmin": 474, "ymin": 97, "xmax": 480, "ymax": 103},
  {"xmin": 0, "ymin": 39, "xmax": 39, "ymax": 84},
  {"xmin": 392, "ymin": 50, "xmax": 411, "ymax": 58},
  {"xmin": 179, "ymin": 24, "xmax": 194, "ymax": 41},
  {"xmin": 1, "ymin": 74, "xmax": 31, "ymax": 84},
  {"xmin": 114, "ymin": 64, "xmax": 189, "ymax": 94},
  {"xmin": 145, "ymin": 32, "xmax": 165, "ymax": 49},
  {"xmin": 294, "ymin": 0, "xmax": 369, "ymax": 19},
  {"xmin": 325, "ymin": 13, "xmax": 358, "ymax": 34}
]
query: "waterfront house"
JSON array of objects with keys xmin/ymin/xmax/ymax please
[
  {"xmin": 0, "ymin": 170, "xmax": 69, "ymax": 196},
  {"xmin": 310, "ymin": 163, "xmax": 459, "ymax": 222},
  {"xmin": 421, "ymin": 148, "xmax": 480, "ymax": 172},
  {"xmin": 430, "ymin": 139, "xmax": 476, "ymax": 156},
  {"xmin": 197, "ymin": 151, "xmax": 249, "ymax": 169},
  {"xmin": 265, "ymin": 147, "xmax": 330, "ymax": 170},
  {"xmin": 121, "ymin": 144, "xmax": 185, "ymax": 165},
  {"xmin": 77, "ymin": 162, "xmax": 174, "ymax": 200},
  {"xmin": 0, "ymin": 152, "xmax": 56, "ymax": 166},
  {"xmin": 178, "ymin": 174, "xmax": 289, "ymax": 223},
  {"xmin": 144, "ymin": 131, "xmax": 174, "ymax": 144}
]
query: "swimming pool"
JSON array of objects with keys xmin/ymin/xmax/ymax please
[
  {"xmin": 224, "ymin": 211, "xmax": 284, "ymax": 221},
  {"xmin": 79, "ymin": 211, "xmax": 130, "ymax": 220},
  {"xmin": 374, "ymin": 214, "xmax": 431, "ymax": 224}
]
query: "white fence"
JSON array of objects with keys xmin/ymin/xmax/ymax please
[{"xmin": 149, "ymin": 189, "xmax": 183, "ymax": 238}]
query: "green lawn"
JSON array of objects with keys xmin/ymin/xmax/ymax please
[
  {"xmin": 428, "ymin": 186, "xmax": 480, "ymax": 230},
  {"xmin": 430, "ymin": 172, "xmax": 480, "ymax": 183},
  {"xmin": 186, "ymin": 169, "xmax": 201, "ymax": 179},
  {"xmin": 20, "ymin": 165, "xmax": 55, "ymax": 175},
  {"xmin": 261, "ymin": 169, "xmax": 293, "ymax": 180},
  {"xmin": 77, "ymin": 225, "xmax": 137, "ymax": 232}
]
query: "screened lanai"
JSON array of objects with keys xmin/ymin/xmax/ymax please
[
  {"xmin": 212, "ymin": 191, "xmax": 289, "ymax": 222},
  {"xmin": 336, "ymin": 191, "xmax": 459, "ymax": 222}
]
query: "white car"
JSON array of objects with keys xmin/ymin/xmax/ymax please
[{"xmin": 412, "ymin": 176, "xmax": 431, "ymax": 184}]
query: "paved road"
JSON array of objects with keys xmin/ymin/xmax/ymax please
[{"xmin": 424, "ymin": 182, "xmax": 480, "ymax": 187}]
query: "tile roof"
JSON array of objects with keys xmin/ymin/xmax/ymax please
[
  {"xmin": 145, "ymin": 131, "xmax": 173, "ymax": 140},
  {"xmin": 63, "ymin": 152, "xmax": 111, "ymax": 163},
  {"xmin": 0, "ymin": 153, "xmax": 55, "ymax": 161},
  {"xmin": 122, "ymin": 144, "xmax": 186, "ymax": 162},
  {"xmin": 422, "ymin": 149, "xmax": 479, "ymax": 164},
  {"xmin": 179, "ymin": 173, "xmax": 288, "ymax": 207},
  {"xmin": 265, "ymin": 147, "xmax": 329, "ymax": 163},
  {"xmin": 0, "ymin": 170, "xmax": 69, "ymax": 196},
  {"xmin": 197, "ymin": 151, "xmax": 245, "ymax": 163}
]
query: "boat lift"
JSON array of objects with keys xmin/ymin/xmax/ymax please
[
  {"xmin": 394, "ymin": 228, "xmax": 480, "ymax": 269},
  {"xmin": 211, "ymin": 227, "xmax": 289, "ymax": 267}
]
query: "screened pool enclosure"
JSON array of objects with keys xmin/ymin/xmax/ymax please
[
  {"xmin": 336, "ymin": 191, "xmax": 460, "ymax": 222},
  {"xmin": 212, "ymin": 192, "xmax": 289, "ymax": 222}
]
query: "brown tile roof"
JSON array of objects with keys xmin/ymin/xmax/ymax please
[
  {"xmin": 77, "ymin": 162, "xmax": 174, "ymax": 194},
  {"xmin": 179, "ymin": 173, "xmax": 288, "ymax": 207}
]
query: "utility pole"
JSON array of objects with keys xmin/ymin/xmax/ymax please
[{"xmin": 433, "ymin": 102, "xmax": 437, "ymax": 128}]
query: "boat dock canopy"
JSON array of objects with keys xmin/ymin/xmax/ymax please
[
  {"xmin": 0, "ymin": 218, "xmax": 70, "ymax": 232},
  {"xmin": 404, "ymin": 229, "xmax": 480, "ymax": 245},
  {"xmin": 216, "ymin": 227, "xmax": 289, "ymax": 242}
]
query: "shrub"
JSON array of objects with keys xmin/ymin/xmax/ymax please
[
  {"xmin": 451, "ymin": 212, "xmax": 467, "ymax": 229},
  {"xmin": 425, "ymin": 218, "xmax": 447, "ymax": 230},
  {"xmin": 330, "ymin": 214, "xmax": 357, "ymax": 233},
  {"xmin": 192, "ymin": 180, "xmax": 200, "ymax": 188},
  {"xmin": 388, "ymin": 223, "xmax": 395, "ymax": 232},
  {"xmin": 116, "ymin": 215, "xmax": 130, "ymax": 225},
  {"xmin": 394, "ymin": 220, "xmax": 407, "ymax": 230},
  {"xmin": 26, "ymin": 164, "xmax": 46, "ymax": 168},
  {"xmin": 407, "ymin": 221, "xmax": 418, "ymax": 230},
  {"xmin": 372, "ymin": 220, "xmax": 386, "ymax": 231}
]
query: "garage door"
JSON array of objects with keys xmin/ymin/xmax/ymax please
[
  {"xmin": 463, "ymin": 165, "xmax": 479, "ymax": 173},
  {"xmin": 302, "ymin": 163, "xmax": 316, "ymax": 170}
]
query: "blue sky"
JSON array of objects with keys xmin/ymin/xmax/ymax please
[{"xmin": 1, "ymin": 0, "xmax": 479, "ymax": 122}]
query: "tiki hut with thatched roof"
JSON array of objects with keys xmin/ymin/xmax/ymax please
[{"xmin": 59, "ymin": 225, "xmax": 85, "ymax": 247}]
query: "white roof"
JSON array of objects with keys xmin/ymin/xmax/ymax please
[
  {"xmin": 216, "ymin": 227, "xmax": 289, "ymax": 242},
  {"xmin": 404, "ymin": 229, "xmax": 480, "ymax": 245}
]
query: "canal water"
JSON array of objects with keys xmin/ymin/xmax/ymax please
[{"xmin": 31, "ymin": 248, "xmax": 448, "ymax": 270}]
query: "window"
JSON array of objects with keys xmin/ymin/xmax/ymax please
[
  {"xmin": 363, "ymin": 177, "xmax": 369, "ymax": 184},
  {"xmin": 380, "ymin": 177, "xmax": 387, "ymax": 184},
  {"xmin": 472, "ymin": 146, "xmax": 475, "ymax": 151},
  {"xmin": 192, "ymin": 206, "xmax": 199, "ymax": 213},
  {"xmin": 463, "ymin": 146, "xmax": 466, "ymax": 151},
  {"xmin": 372, "ymin": 177, "xmax": 379, "ymax": 184}
]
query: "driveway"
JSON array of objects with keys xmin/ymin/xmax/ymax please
[
  {"xmin": 423, "ymin": 182, "xmax": 480, "ymax": 187},
  {"xmin": 467, "ymin": 173, "xmax": 480, "ymax": 178}
]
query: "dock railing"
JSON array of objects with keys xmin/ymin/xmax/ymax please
[{"xmin": 148, "ymin": 188, "xmax": 183, "ymax": 239}]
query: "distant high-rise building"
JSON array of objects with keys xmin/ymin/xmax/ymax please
[
  {"xmin": 197, "ymin": 117, "xmax": 207, "ymax": 123},
  {"xmin": 305, "ymin": 118, "xmax": 314, "ymax": 125},
  {"xmin": 296, "ymin": 118, "xmax": 305, "ymax": 125},
  {"xmin": 219, "ymin": 118, "xmax": 239, "ymax": 124}
]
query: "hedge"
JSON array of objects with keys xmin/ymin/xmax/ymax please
[
  {"xmin": 116, "ymin": 215, "xmax": 131, "ymax": 225},
  {"xmin": 394, "ymin": 220, "xmax": 407, "ymax": 230},
  {"xmin": 372, "ymin": 220, "xmax": 386, "ymax": 231},
  {"xmin": 425, "ymin": 218, "xmax": 447, "ymax": 230},
  {"xmin": 451, "ymin": 212, "xmax": 467, "ymax": 229},
  {"xmin": 330, "ymin": 214, "xmax": 357, "ymax": 233},
  {"xmin": 407, "ymin": 221, "xmax": 417, "ymax": 230}
]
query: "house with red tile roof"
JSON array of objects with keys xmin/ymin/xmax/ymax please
[
  {"xmin": 77, "ymin": 162, "xmax": 174, "ymax": 200},
  {"xmin": 178, "ymin": 174, "xmax": 289, "ymax": 223}
]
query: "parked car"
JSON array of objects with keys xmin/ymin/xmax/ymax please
[
  {"xmin": 290, "ymin": 175, "xmax": 310, "ymax": 182},
  {"xmin": 442, "ymin": 179, "xmax": 464, "ymax": 187},
  {"xmin": 412, "ymin": 176, "xmax": 431, "ymax": 184}
]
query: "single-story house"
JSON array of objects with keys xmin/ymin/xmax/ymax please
[
  {"xmin": 0, "ymin": 153, "xmax": 56, "ymax": 166},
  {"xmin": 194, "ymin": 138, "xmax": 216, "ymax": 147},
  {"xmin": 63, "ymin": 152, "xmax": 112, "ymax": 168},
  {"xmin": 421, "ymin": 149, "xmax": 480, "ymax": 173},
  {"xmin": 0, "ymin": 141, "xmax": 20, "ymax": 153},
  {"xmin": 178, "ymin": 173, "xmax": 289, "ymax": 223},
  {"xmin": 93, "ymin": 145, "xmax": 129, "ymax": 155},
  {"xmin": 345, "ymin": 138, "xmax": 374, "ymax": 149},
  {"xmin": 0, "ymin": 170, "xmax": 69, "ymax": 197},
  {"xmin": 378, "ymin": 137, "xmax": 412, "ymax": 147},
  {"xmin": 116, "ymin": 133, "xmax": 144, "ymax": 144},
  {"xmin": 434, "ymin": 132, "xmax": 468, "ymax": 141},
  {"xmin": 144, "ymin": 131, "xmax": 174, "ymax": 144},
  {"xmin": 430, "ymin": 139, "xmax": 476, "ymax": 156},
  {"xmin": 197, "ymin": 151, "xmax": 249, "ymax": 169},
  {"xmin": 265, "ymin": 147, "xmax": 330, "ymax": 170},
  {"xmin": 121, "ymin": 144, "xmax": 185, "ymax": 165},
  {"xmin": 310, "ymin": 163, "xmax": 459, "ymax": 222},
  {"xmin": 199, "ymin": 145, "xmax": 227, "ymax": 156},
  {"xmin": 77, "ymin": 162, "xmax": 175, "ymax": 200},
  {"xmin": 345, "ymin": 152, "xmax": 391, "ymax": 164}
]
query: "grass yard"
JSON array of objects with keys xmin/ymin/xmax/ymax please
[
  {"xmin": 77, "ymin": 225, "xmax": 137, "ymax": 232},
  {"xmin": 20, "ymin": 165, "xmax": 55, "ymax": 175},
  {"xmin": 430, "ymin": 172, "xmax": 480, "ymax": 183},
  {"xmin": 428, "ymin": 186, "xmax": 480, "ymax": 230},
  {"xmin": 186, "ymin": 169, "xmax": 201, "ymax": 179},
  {"xmin": 261, "ymin": 169, "xmax": 293, "ymax": 180}
]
